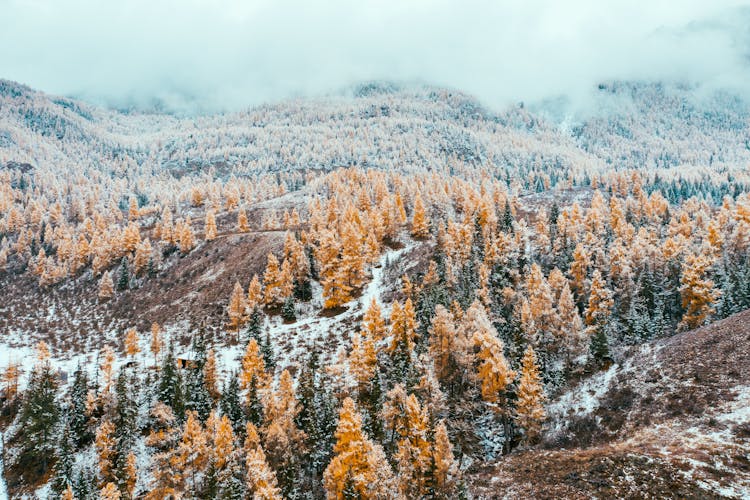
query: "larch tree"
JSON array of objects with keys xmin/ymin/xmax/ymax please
[
  {"xmin": 394, "ymin": 394, "xmax": 433, "ymax": 498},
  {"xmin": 244, "ymin": 423, "xmax": 283, "ymax": 500},
  {"xmin": 262, "ymin": 253, "xmax": 287, "ymax": 307},
  {"xmin": 247, "ymin": 274, "xmax": 263, "ymax": 311},
  {"xmin": 124, "ymin": 327, "xmax": 140, "ymax": 358},
  {"xmin": 348, "ymin": 331, "xmax": 378, "ymax": 397},
  {"xmin": 362, "ymin": 298, "xmax": 386, "ymax": 344},
  {"xmin": 237, "ymin": 206, "xmax": 249, "ymax": 232},
  {"xmin": 569, "ymin": 243, "xmax": 590, "ymax": 306},
  {"xmin": 679, "ymin": 252, "xmax": 720, "ymax": 331},
  {"xmin": 96, "ymin": 420, "xmax": 116, "ymax": 486},
  {"xmin": 241, "ymin": 339, "xmax": 268, "ymax": 424},
  {"xmin": 203, "ymin": 348, "xmax": 220, "ymax": 401},
  {"xmin": 515, "ymin": 346, "xmax": 546, "ymax": 444},
  {"xmin": 150, "ymin": 322, "xmax": 163, "ymax": 369},
  {"xmin": 174, "ymin": 411, "xmax": 209, "ymax": 493},
  {"xmin": 227, "ymin": 281, "xmax": 248, "ymax": 337},
  {"xmin": 100, "ymin": 482, "xmax": 121, "ymax": 500},
  {"xmin": 179, "ymin": 218, "xmax": 195, "ymax": 254},
  {"xmin": 323, "ymin": 397, "xmax": 397, "ymax": 499},
  {"xmin": 205, "ymin": 209, "xmax": 218, "ymax": 241},
  {"xmin": 469, "ymin": 301, "xmax": 516, "ymax": 454},
  {"xmin": 411, "ymin": 192, "xmax": 430, "ymax": 239},
  {"xmin": 557, "ymin": 282, "xmax": 584, "ymax": 362},
  {"xmin": 584, "ymin": 270, "xmax": 614, "ymax": 328},
  {"xmin": 432, "ymin": 420, "xmax": 460, "ymax": 498},
  {"xmin": 98, "ymin": 271, "xmax": 115, "ymax": 300}
]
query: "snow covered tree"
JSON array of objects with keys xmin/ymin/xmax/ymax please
[
  {"xmin": 679, "ymin": 252, "xmax": 720, "ymax": 331},
  {"xmin": 96, "ymin": 420, "xmax": 116, "ymax": 485},
  {"xmin": 227, "ymin": 280, "xmax": 248, "ymax": 337},
  {"xmin": 205, "ymin": 209, "xmax": 218, "ymax": 241},
  {"xmin": 244, "ymin": 422, "xmax": 283, "ymax": 500},
  {"xmin": 515, "ymin": 346, "xmax": 546, "ymax": 444},
  {"xmin": 432, "ymin": 420, "xmax": 460, "ymax": 498},
  {"xmin": 237, "ymin": 206, "xmax": 249, "ymax": 232},
  {"xmin": 323, "ymin": 397, "xmax": 397, "ymax": 499},
  {"xmin": 98, "ymin": 270, "xmax": 115, "ymax": 300},
  {"xmin": 411, "ymin": 192, "xmax": 430, "ymax": 239},
  {"xmin": 18, "ymin": 354, "xmax": 61, "ymax": 476},
  {"xmin": 124, "ymin": 327, "xmax": 140, "ymax": 358},
  {"xmin": 150, "ymin": 322, "xmax": 163, "ymax": 369}
]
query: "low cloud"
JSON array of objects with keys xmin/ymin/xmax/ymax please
[{"xmin": 1, "ymin": 0, "xmax": 749, "ymax": 113}]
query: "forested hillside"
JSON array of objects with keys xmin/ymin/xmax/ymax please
[{"xmin": 1, "ymin": 79, "xmax": 750, "ymax": 498}]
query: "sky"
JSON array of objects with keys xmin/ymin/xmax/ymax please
[{"xmin": 1, "ymin": 0, "xmax": 749, "ymax": 113}]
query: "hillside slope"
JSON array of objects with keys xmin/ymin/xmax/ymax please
[{"xmin": 471, "ymin": 310, "xmax": 750, "ymax": 499}]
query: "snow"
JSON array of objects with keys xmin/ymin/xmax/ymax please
[{"xmin": 258, "ymin": 240, "xmax": 415, "ymax": 374}]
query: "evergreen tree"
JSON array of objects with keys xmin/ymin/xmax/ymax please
[
  {"xmin": 220, "ymin": 372, "xmax": 246, "ymax": 438},
  {"xmin": 157, "ymin": 343, "xmax": 184, "ymax": 420},
  {"xmin": 281, "ymin": 296, "xmax": 296, "ymax": 322},
  {"xmin": 18, "ymin": 356, "xmax": 59, "ymax": 475},
  {"xmin": 69, "ymin": 363, "xmax": 93, "ymax": 448},
  {"xmin": 117, "ymin": 257, "xmax": 129, "ymax": 291},
  {"xmin": 51, "ymin": 421, "xmax": 76, "ymax": 496}
]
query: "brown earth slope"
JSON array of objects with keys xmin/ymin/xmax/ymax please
[{"xmin": 471, "ymin": 310, "xmax": 750, "ymax": 499}]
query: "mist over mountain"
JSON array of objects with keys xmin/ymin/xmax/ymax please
[{"xmin": 2, "ymin": 0, "xmax": 750, "ymax": 114}]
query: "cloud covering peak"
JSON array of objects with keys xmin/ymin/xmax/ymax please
[{"xmin": 1, "ymin": 0, "xmax": 749, "ymax": 113}]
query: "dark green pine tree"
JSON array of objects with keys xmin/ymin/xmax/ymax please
[
  {"xmin": 50, "ymin": 420, "xmax": 76, "ymax": 496},
  {"xmin": 219, "ymin": 373, "xmax": 245, "ymax": 438},
  {"xmin": 260, "ymin": 330, "xmax": 276, "ymax": 371},
  {"xmin": 158, "ymin": 343, "xmax": 184, "ymax": 420},
  {"xmin": 68, "ymin": 363, "xmax": 93, "ymax": 448},
  {"xmin": 297, "ymin": 349, "xmax": 338, "ymax": 486},
  {"xmin": 246, "ymin": 375, "xmax": 264, "ymax": 427},
  {"xmin": 185, "ymin": 329, "xmax": 212, "ymax": 421},
  {"xmin": 589, "ymin": 325, "xmax": 611, "ymax": 368},
  {"xmin": 114, "ymin": 371, "xmax": 139, "ymax": 454},
  {"xmin": 501, "ymin": 201, "xmax": 515, "ymax": 233},
  {"xmin": 18, "ymin": 360, "xmax": 59, "ymax": 475},
  {"xmin": 246, "ymin": 308, "xmax": 263, "ymax": 344},
  {"xmin": 73, "ymin": 466, "xmax": 97, "ymax": 500},
  {"xmin": 216, "ymin": 454, "xmax": 246, "ymax": 500},
  {"xmin": 117, "ymin": 257, "xmax": 129, "ymax": 291},
  {"xmin": 281, "ymin": 296, "xmax": 297, "ymax": 322}
]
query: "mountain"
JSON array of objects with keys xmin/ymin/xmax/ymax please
[{"xmin": 1, "ymin": 79, "xmax": 750, "ymax": 498}]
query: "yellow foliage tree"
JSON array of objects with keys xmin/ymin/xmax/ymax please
[
  {"xmin": 244, "ymin": 422, "xmax": 283, "ymax": 500},
  {"xmin": 679, "ymin": 252, "xmax": 720, "ymax": 331},
  {"xmin": 362, "ymin": 298, "xmax": 386, "ymax": 344},
  {"xmin": 150, "ymin": 322, "xmax": 162, "ymax": 369},
  {"xmin": 227, "ymin": 280, "xmax": 248, "ymax": 335},
  {"xmin": 411, "ymin": 193, "xmax": 430, "ymax": 239},
  {"xmin": 95, "ymin": 420, "xmax": 116, "ymax": 485},
  {"xmin": 205, "ymin": 209, "xmax": 217, "ymax": 241},
  {"xmin": 124, "ymin": 327, "xmax": 140, "ymax": 357},
  {"xmin": 237, "ymin": 206, "xmax": 249, "ymax": 232},
  {"xmin": 247, "ymin": 274, "xmax": 263, "ymax": 311},
  {"xmin": 323, "ymin": 397, "xmax": 397, "ymax": 499},
  {"xmin": 98, "ymin": 271, "xmax": 115, "ymax": 300},
  {"xmin": 515, "ymin": 346, "xmax": 546, "ymax": 444}
]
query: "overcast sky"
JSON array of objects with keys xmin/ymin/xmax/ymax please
[{"xmin": 1, "ymin": 0, "xmax": 749, "ymax": 113}]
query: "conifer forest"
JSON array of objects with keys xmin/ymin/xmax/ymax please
[{"xmin": 2, "ymin": 2, "xmax": 750, "ymax": 498}]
